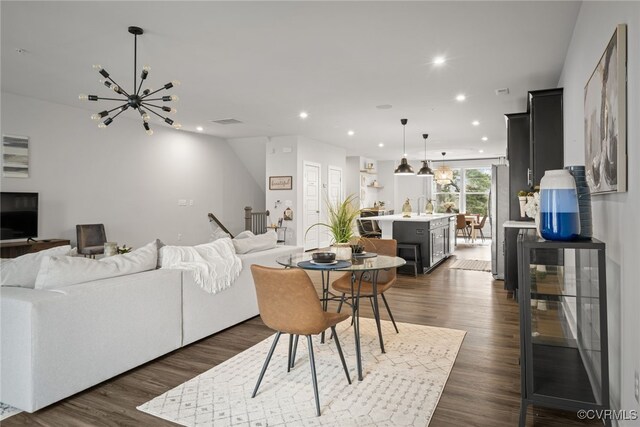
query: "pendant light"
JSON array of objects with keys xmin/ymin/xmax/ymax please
[
  {"xmin": 417, "ymin": 133, "xmax": 434, "ymax": 176},
  {"xmin": 435, "ymin": 151, "xmax": 453, "ymax": 184},
  {"xmin": 394, "ymin": 118, "xmax": 414, "ymax": 175},
  {"xmin": 79, "ymin": 26, "xmax": 181, "ymax": 135}
]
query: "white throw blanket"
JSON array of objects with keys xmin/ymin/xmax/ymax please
[{"xmin": 159, "ymin": 238, "xmax": 242, "ymax": 294}]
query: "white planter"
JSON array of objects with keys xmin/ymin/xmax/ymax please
[
  {"xmin": 518, "ymin": 196, "xmax": 527, "ymax": 217},
  {"xmin": 332, "ymin": 244, "xmax": 352, "ymax": 261}
]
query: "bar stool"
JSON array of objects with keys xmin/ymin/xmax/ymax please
[{"xmin": 397, "ymin": 243, "xmax": 422, "ymax": 276}]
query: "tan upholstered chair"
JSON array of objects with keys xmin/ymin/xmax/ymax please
[
  {"xmin": 331, "ymin": 239, "xmax": 399, "ymax": 339},
  {"xmin": 473, "ymin": 215, "xmax": 488, "ymax": 242},
  {"xmin": 455, "ymin": 214, "xmax": 470, "ymax": 241},
  {"xmin": 76, "ymin": 224, "xmax": 107, "ymax": 258},
  {"xmin": 250, "ymin": 265, "xmax": 351, "ymax": 417}
]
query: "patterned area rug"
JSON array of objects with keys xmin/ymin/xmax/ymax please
[
  {"xmin": 448, "ymin": 259, "xmax": 492, "ymax": 272},
  {"xmin": 0, "ymin": 403, "xmax": 21, "ymax": 421},
  {"xmin": 138, "ymin": 319, "xmax": 465, "ymax": 426}
]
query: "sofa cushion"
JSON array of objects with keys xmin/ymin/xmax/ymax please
[
  {"xmin": 1, "ymin": 245, "xmax": 73, "ymax": 289},
  {"xmin": 232, "ymin": 230, "xmax": 277, "ymax": 254},
  {"xmin": 34, "ymin": 241, "xmax": 158, "ymax": 290}
]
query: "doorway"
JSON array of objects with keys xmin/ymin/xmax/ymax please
[{"xmin": 303, "ymin": 162, "xmax": 321, "ymax": 250}]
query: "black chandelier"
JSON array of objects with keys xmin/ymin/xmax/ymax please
[{"xmin": 79, "ymin": 26, "xmax": 180, "ymax": 135}]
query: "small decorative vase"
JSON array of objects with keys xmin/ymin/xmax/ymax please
[
  {"xmin": 332, "ymin": 243, "xmax": 352, "ymax": 261},
  {"xmin": 104, "ymin": 242, "xmax": 118, "ymax": 257},
  {"xmin": 518, "ymin": 196, "xmax": 527, "ymax": 217},
  {"xmin": 402, "ymin": 198, "xmax": 412, "ymax": 218},
  {"xmin": 539, "ymin": 170, "xmax": 580, "ymax": 241},
  {"xmin": 425, "ymin": 200, "xmax": 434, "ymax": 214},
  {"xmin": 445, "ymin": 207, "xmax": 453, "ymax": 213}
]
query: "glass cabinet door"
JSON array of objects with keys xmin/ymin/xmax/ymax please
[{"xmin": 525, "ymin": 246, "xmax": 605, "ymax": 405}]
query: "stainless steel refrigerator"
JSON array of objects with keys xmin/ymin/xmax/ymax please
[{"xmin": 490, "ymin": 164, "xmax": 509, "ymax": 279}]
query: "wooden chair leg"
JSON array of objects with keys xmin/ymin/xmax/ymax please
[
  {"xmin": 306, "ymin": 336, "xmax": 321, "ymax": 417},
  {"xmin": 252, "ymin": 332, "xmax": 281, "ymax": 398}
]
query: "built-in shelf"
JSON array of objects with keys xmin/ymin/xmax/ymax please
[
  {"xmin": 360, "ymin": 169, "xmax": 377, "ymax": 174},
  {"xmin": 367, "ymin": 184, "xmax": 384, "ymax": 189}
]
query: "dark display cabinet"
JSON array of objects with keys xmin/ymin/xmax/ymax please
[{"xmin": 517, "ymin": 230, "xmax": 609, "ymax": 426}]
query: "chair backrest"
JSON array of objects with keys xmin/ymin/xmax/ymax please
[
  {"xmin": 477, "ymin": 215, "xmax": 488, "ymax": 227},
  {"xmin": 456, "ymin": 214, "xmax": 467, "ymax": 228},
  {"xmin": 76, "ymin": 224, "xmax": 106, "ymax": 251},
  {"xmin": 251, "ymin": 265, "xmax": 327, "ymax": 335},
  {"xmin": 244, "ymin": 206, "xmax": 270, "ymax": 235},
  {"xmin": 363, "ymin": 238, "xmax": 397, "ymax": 284}
]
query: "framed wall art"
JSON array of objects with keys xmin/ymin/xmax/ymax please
[
  {"xmin": 2, "ymin": 135, "xmax": 30, "ymax": 178},
  {"xmin": 269, "ymin": 176, "xmax": 292, "ymax": 190},
  {"xmin": 584, "ymin": 24, "xmax": 627, "ymax": 194}
]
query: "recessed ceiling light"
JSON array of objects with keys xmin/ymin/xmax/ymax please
[
  {"xmin": 196, "ymin": 126, "xmax": 204, "ymax": 132},
  {"xmin": 479, "ymin": 149, "xmax": 484, "ymax": 153},
  {"xmin": 472, "ymin": 120, "xmax": 480, "ymax": 126},
  {"xmin": 299, "ymin": 111, "xmax": 308, "ymax": 119},
  {"xmin": 481, "ymin": 136, "xmax": 488, "ymax": 141},
  {"xmin": 433, "ymin": 56, "xmax": 446, "ymax": 65},
  {"xmin": 456, "ymin": 94, "xmax": 466, "ymax": 102},
  {"xmin": 348, "ymin": 130, "xmax": 355, "ymax": 136},
  {"xmin": 378, "ymin": 143, "xmax": 384, "ymax": 147}
]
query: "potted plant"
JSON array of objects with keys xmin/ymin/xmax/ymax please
[
  {"xmin": 442, "ymin": 201, "xmax": 456, "ymax": 213},
  {"xmin": 306, "ymin": 194, "xmax": 361, "ymax": 260}
]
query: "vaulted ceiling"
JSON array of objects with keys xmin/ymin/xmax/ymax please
[{"xmin": 1, "ymin": 1, "xmax": 581, "ymax": 160}]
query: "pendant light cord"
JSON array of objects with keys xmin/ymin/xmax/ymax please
[
  {"xmin": 134, "ymin": 34, "xmax": 137, "ymax": 95},
  {"xmin": 403, "ymin": 124, "xmax": 406, "ymax": 157}
]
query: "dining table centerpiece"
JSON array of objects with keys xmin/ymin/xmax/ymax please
[{"xmin": 306, "ymin": 194, "xmax": 361, "ymax": 260}]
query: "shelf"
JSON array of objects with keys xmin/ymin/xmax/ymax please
[
  {"xmin": 360, "ymin": 169, "xmax": 377, "ymax": 174},
  {"xmin": 367, "ymin": 184, "xmax": 384, "ymax": 189}
]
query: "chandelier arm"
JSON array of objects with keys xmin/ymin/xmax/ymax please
[
  {"xmin": 96, "ymin": 96, "xmax": 129, "ymax": 102},
  {"xmin": 106, "ymin": 103, "xmax": 129, "ymax": 114},
  {"xmin": 109, "ymin": 107, "xmax": 128, "ymax": 122},
  {"xmin": 143, "ymin": 106, "xmax": 170, "ymax": 121},
  {"xmin": 141, "ymin": 97, "xmax": 170, "ymax": 102},
  {"xmin": 135, "ymin": 79, "xmax": 145, "ymax": 97},
  {"xmin": 140, "ymin": 87, "xmax": 167, "ymax": 99},
  {"xmin": 142, "ymin": 102, "xmax": 166, "ymax": 110},
  {"xmin": 105, "ymin": 76, "xmax": 130, "ymax": 97}
]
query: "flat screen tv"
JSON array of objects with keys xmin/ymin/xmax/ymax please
[{"xmin": 1, "ymin": 192, "xmax": 38, "ymax": 240}]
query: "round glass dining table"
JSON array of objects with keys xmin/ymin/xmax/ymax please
[{"xmin": 275, "ymin": 253, "xmax": 406, "ymax": 381}]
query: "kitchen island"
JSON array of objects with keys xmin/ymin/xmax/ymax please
[{"xmin": 365, "ymin": 213, "xmax": 457, "ymax": 273}]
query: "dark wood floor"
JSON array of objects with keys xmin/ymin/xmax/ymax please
[{"xmin": 6, "ymin": 242, "xmax": 598, "ymax": 426}]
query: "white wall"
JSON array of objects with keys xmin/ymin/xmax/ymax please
[
  {"xmin": 558, "ymin": 2, "xmax": 640, "ymax": 421},
  {"xmin": 0, "ymin": 93, "xmax": 264, "ymax": 247},
  {"xmin": 265, "ymin": 136, "xmax": 298, "ymax": 245},
  {"xmin": 227, "ymin": 136, "xmax": 268, "ymax": 193}
]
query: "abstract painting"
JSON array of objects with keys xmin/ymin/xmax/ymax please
[
  {"xmin": 2, "ymin": 135, "xmax": 29, "ymax": 178},
  {"xmin": 584, "ymin": 24, "xmax": 627, "ymax": 194}
]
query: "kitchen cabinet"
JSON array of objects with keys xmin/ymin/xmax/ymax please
[{"xmin": 528, "ymin": 88, "xmax": 564, "ymax": 187}]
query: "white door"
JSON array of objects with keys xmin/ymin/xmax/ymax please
[
  {"xmin": 327, "ymin": 166, "xmax": 343, "ymax": 207},
  {"xmin": 303, "ymin": 162, "xmax": 321, "ymax": 251}
]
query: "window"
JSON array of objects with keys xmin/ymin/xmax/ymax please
[
  {"xmin": 431, "ymin": 166, "xmax": 492, "ymax": 214},
  {"xmin": 433, "ymin": 168, "xmax": 461, "ymax": 213},
  {"xmin": 464, "ymin": 168, "xmax": 491, "ymax": 216}
]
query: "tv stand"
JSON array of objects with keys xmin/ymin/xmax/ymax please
[{"xmin": 0, "ymin": 239, "xmax": 71, "ymax": 258}]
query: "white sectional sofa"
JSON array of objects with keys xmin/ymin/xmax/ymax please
[{"xmin": 0, "ymin": 245, "xmax": 302, "ymax": 413}]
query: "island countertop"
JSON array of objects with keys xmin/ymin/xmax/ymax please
[
  {"xmin": 365, "ymin": 213, "xmax": 456, "ymax": 222},
  {"xmin": 363, "ymin": 213, "xmax": 456, "ymax": 240}
]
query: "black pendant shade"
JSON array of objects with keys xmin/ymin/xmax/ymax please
[
  {"xmin": 394, "ymin": 118, "xmax": 415, "ymax": 175},
  {"xmin": 417, "ymin": 133, "xmax": 434, "ymax": 176}
]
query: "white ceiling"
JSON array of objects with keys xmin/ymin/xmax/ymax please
[{"xmin": 1, "ymin": 1, "xmax": 581, "ymax": 160}]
